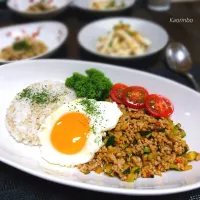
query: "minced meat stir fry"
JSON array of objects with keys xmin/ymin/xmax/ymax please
[{"xmin": 78, "ymin": 101, "xmax": 200, "ymax": 182}]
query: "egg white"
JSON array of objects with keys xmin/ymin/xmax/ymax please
[{"xmin": 38, "ymin": 99, "xmax": 122, "ymax": 167}]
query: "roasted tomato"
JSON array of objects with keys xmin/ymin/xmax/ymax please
[
  {"xmin": 145, "ymin": 94, "xmax": 174, "ymax": 117},
  {"xmin": 122, "ymin": 86, "xmax": 149, "ymax": 109},
  {"xmin": 110, "ymin": 83, "xmax": 128, "ymax": 104}
]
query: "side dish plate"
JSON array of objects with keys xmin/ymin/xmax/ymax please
[
  {"xmin": 73, "ymin": 0, "xmax": 136, "ymax": 13},
  {"xmin": 78, "ymin": 17, "xmax": 168, "ymax": 60},
  {"xmin": 0, "ymin": 22, "xmax": 68, "ymax": 63},
  {"xmin": 7, "ymin": 0, "xmax": 72, "ymax": 19}
]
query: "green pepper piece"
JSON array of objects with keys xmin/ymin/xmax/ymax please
[
  {"xmin": 134, "ymin": 168, "xmax": 140, "ymax": 174},
  {"xmin": 150, "ymin": 174, "xmax": 154, "ymax": 178},
  {"xmin": 140, "ymin": 131, "xmax": 152, "ymax": 137},
  {"xmin": 144, "ymin": 146, "xmax": 151, "ymax": 154},
  {"xmin": 181, "ymin": 131, "xmax": 186, "ymax": 138},
  {"xmin": 105, "ymin": 136, "xmax": 115, "ymax": 147},
  {"xmin": 123, "ymin": 167, "xmax": 131, "ymax": 174},
  {"xmin": 133, "ymin": 139, "xmax": 137, "ymax": 145},
  {"xmin": 159, "ymin": 128, "xmax": 166, "ymax": 133},
  {"xmin": 179, "ymin": 146, "xmax": 188, "ymax": 156}
]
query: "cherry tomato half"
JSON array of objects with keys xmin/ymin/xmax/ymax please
[
  {"xmin": 110, "ymin": 83, "xmax": 128, "ymax": 104},
  {"xmin": 145, "ymin": 94, "xmax": 174, "ymax": 117},
  {"xmin": 122, "ymin": 86, "xmax": 149, "ymax": 109}
]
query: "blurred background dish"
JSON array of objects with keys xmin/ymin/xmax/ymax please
[
  {"xmin": 73, "ymin": 0, "xmax": 136, "ymax": 14},
  {"xmin": 7, "ymin": 0, "xmax": 72, "ymax": 19},
  {"xmin": 78, "ymin": 17, "xmax": 169, "ymax": 60},
  {"xmin": 0, "ymin": 21, "xmax": 68, "ymax": 63},
  {"xmin": 147, "ymin": 0, "xmax": 171, "ymax": 11}
]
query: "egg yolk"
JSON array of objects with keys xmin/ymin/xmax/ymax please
[{"xmin": 51, "ymin": 112, "xmax": 90, "ymax": 154}]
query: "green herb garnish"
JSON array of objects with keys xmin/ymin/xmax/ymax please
[
  {"xmin": 65, "ymin": 68, "xmax": 113, "ymax": 101},
  {"xmin": 91, "ymin": 125, "xmax": 97, "ymax": 135},
  {"xmin": 79, "ymin": 99, "xmax": 100, "ymax": 116},
  {"xmin": 19, "ymin": 88, "xmax": 57, "ymax": 104},
  {"xmin": 12, "ymin": 39, "xmax": 31, "ymax": 51},
  {"xmin": 19, "ymin": 88, "xmax": 32, "ymax": 99}
]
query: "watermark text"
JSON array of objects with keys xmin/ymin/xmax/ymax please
[{"xmin": 169, "ymin": 18, "xmax": 193, "ymax": 23}]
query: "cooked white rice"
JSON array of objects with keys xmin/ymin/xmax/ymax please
[{"xmin": 5, "ymin": 81, "xmax": 76, "ymax": 146}]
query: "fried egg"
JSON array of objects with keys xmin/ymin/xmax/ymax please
[{"xmin": 38, "ymin": 98, "xmax": 122, "ymax": 167}]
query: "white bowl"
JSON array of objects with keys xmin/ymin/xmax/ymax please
[
  {"xmin": 78, "ymin": 17, "xmax": 169, "ymax": 60},
  {"xmin": 73, "ymin": 0, "xmax": 136, "ymax": 13},
  {"xmin": 7, "ymin": 0, "xmax": 72, "ymax": 19},
  {"xmin": 0, "ymin": 21, "xmax": 68, "ymax": 63},
  {"xmin": 0, "ymin": 59, "xmax": 200, "ymax": 196}
]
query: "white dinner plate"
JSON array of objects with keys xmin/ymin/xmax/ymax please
[
  {"xmin": 0, "ymin": 59, "xmax": 200, "ymax": 196},
  {"xmin": 78, "ymin": 17, "xmax": 169, "ymax": 60},
  {"xmin": 7, "ymin": 0, "xmax": 72, "ymax": 19},
  {"xmin": 0, "ymin": 21, "xmax": 68, "ymax": 64},
  {"xmin": 73, "ymin": 0, "xmax": 136, "ymax": 13}
]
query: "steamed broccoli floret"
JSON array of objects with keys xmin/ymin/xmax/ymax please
[{"xmin": 65, "ymin": 68, "xmax": 113, "ymax": 100}]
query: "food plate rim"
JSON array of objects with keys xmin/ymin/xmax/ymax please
[{"xmin": 0, "ymin": 59, "xmax": 200, "ymax": 196}]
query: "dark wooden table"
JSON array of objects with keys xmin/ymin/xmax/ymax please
[{"xmin": 0, "ymin": 1, "xmax": 200, "ymax": 200}]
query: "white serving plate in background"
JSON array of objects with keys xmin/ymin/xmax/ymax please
[
  {"xmin": 73, "ymin": 0, "xmax": 136, "ymax": 13},
  {"xmin": 7, "ymin": 0, "xmax": 72, "ymax": 19},
  {"xmin": 0, "ymin": 21, "xmax": 68, "ymax": 63},
  {"xmin": 78, "ymin": 17, "xmax": 169, "ymax": 60},
  {"xmin": 0, "ymin": 59, "xmax": 200, "ymax": 196}
]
